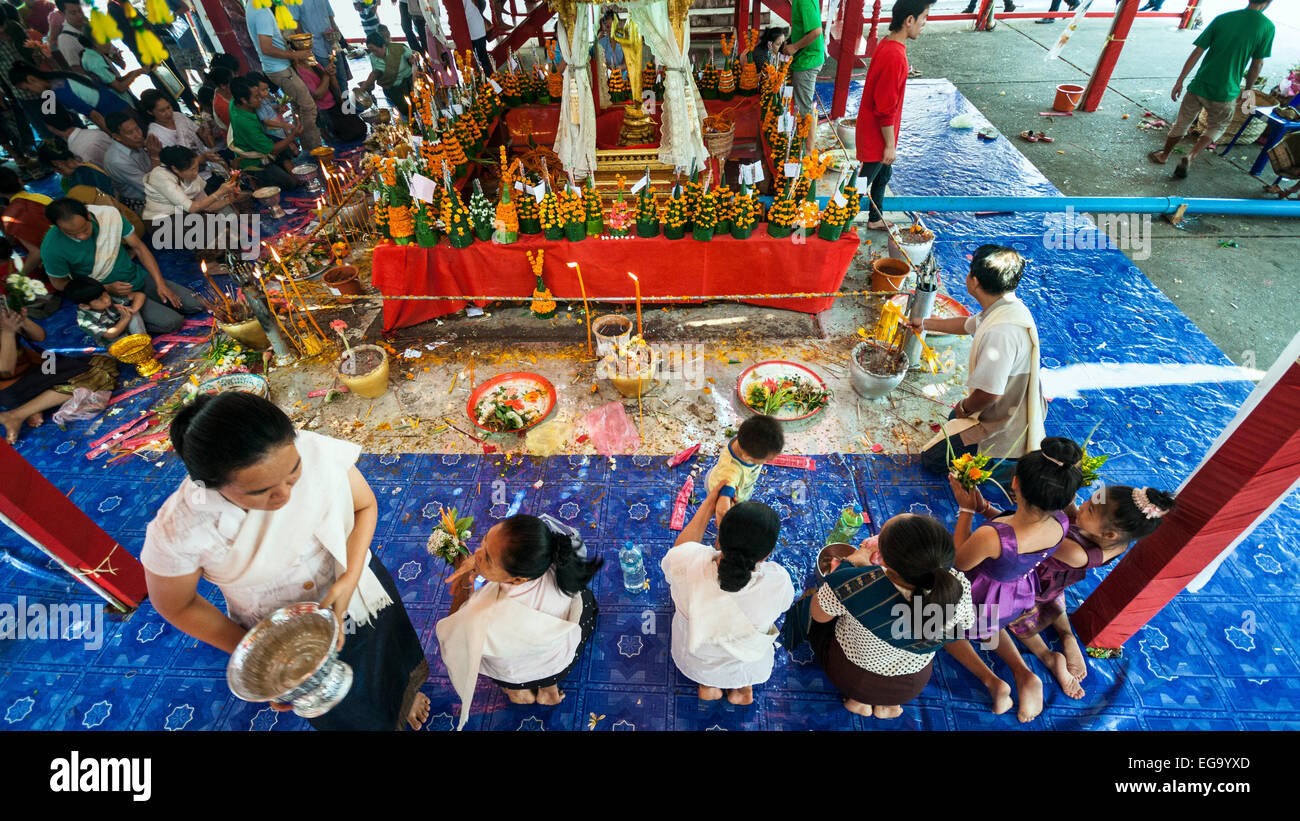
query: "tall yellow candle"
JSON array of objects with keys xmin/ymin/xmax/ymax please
[
  {"xmin": 627, "ymin": 272, "xmax": 642, "ymax": 338},
  {"xmin": 566, "ymin": 261, "xmax": 592, "ymax": 356},
  {"xmin": 265, "ymin": 243, "xmax": 328, "ymax": 342}
]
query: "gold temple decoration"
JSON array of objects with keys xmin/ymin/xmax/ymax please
[{"xmin": 612, "ymin": 17, "xmax": 643, "ymax": 100}]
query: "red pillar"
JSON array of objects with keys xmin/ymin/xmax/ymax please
[
  {"xmin": 0, "ymin": 442, "xmax": 146, "ymax": 610},
  {"xmin": 1081, "ymin": 0, "xmax": 1139, "ymax": 112},
  {"xmin": 196, "ymin": 0, "xmax": 251, "ymax": 73},
  {"xmin": 1072, "ymin": 343, "xmax": 1300, "ymax": 650},
  {"xmin": 752, "ymin": 0, "xmax": 762, "ymax": 31},
  {"xmin": 446, "ymin": 0, "xmax": 473, "ymax": 54},
  {"xmin": 734, "ymin": 0, "xmax": 748, "ymax": 37},
  {"xmin": 1179, "ymin": 0, "xmax": 1201, "ymax": 30},
  {"xmin": 832, "ymin": 0, "xmax": 867, "ymax": 119},
  {"xmin": 864, "ymin": 0, "xmax": 881, "ymax": 58}
]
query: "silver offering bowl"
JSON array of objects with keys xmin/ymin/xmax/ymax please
[{"xmin": 226, "ymin": 603, "xmax": 353, "ymax": 718}]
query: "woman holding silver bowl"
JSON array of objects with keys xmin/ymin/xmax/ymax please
[{"xmin": 143, "ymin": 392, "xmax": 430, "ymax": 730}]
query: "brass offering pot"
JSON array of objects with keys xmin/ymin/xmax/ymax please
[{"xmin": 108, "ymin": 333, "xmax": 162, "ymax": 377}]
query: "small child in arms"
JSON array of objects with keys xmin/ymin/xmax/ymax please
[
  {"xmin": 705, "ymin": 414, "xmax": 785, "ymax": 529},
  {"xmin": 63, "ymin": 275, "xmax": 146, "ymax": 347}
]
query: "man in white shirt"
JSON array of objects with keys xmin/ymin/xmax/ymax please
[
  {"xmin": 463, "ymin": 0, "xmax": 492, "ymax": 73},
  {"xmin": 55, "ymin": 0, "xmax": 88, "ymax": 74},
  {"xmin": 914, "ymin": 245, "xmax": 1045, "ymax": 475},
  {"xmin": 44, "ymin": 107, "xmax": 114, "ymax": 167}
]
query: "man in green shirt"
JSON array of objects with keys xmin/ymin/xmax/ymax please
[
  {"xmin": 1149, "ymin": 0, "xmax": 1274, "ymax": 179},
  {"xmin": 783, "ymin": 0, "xmax": 824, "ymax": 154},
  {"xmin": 228, "ymin": 75, "xmax": 303, "ymax": 192},
  {"xmin": 39, "ymin": 197, "xmax": 201, "ymax": 335},
  {"xmin": 358, "ymin": 30, "xmax": 414, "ymax": 119}
]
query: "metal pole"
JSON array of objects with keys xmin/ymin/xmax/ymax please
[{"xmin": 875, "ymin": 195, "xmax": 1300, "ymax": 218}]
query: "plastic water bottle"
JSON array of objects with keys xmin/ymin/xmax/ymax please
[
  {"xmin": 825, "ymin": 504, "xmax": 864, "ymax": 545},
  {"xmin": 619, "ymin": 541, "xmax": 647, "ymax": 593}
]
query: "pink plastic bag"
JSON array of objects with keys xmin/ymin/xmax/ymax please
[
  {"xmin": 52, "ymin": 388, "xmax": 111, "ymax": 425},
  {"xmin": 581, "ymin": 402, "xmax": 641, "ymax": 455}
]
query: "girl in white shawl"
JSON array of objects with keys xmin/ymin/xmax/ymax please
[
  {"xmin": 662, "ymin": 484, "xmax": 794, "ymax": 705},
  {"xmin": 142, "ymin": 393, "xmax": 430, "ymax": 731},
  {"xmin": 437, "ymin": 514, "xmax": 601, "ymax": 729}
]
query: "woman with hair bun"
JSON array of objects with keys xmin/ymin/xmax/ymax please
[
  {"xmin": 142, "ymin": 393, "xmax": 431, "ymax": 730},
  {"xmin": 436, "ymin": 513, "xmax": 602, "ymax": 729},
  {"xmin": 781, "ymin": 512, "xmax": 974, "ymax": 719},
  {"xmin": 1006, "ymin": 484, "xmax": 1175, "ymax": 697},
  {"xmin": 661, "ymin": 484, "xmax": 795, "ymax": 705},
  {"xmin": 945, "ymin": 436, "xmax": 1085, "ymax": 723}
]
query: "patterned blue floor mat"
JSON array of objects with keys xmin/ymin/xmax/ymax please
[{"xmin": 1, "ymin": 80, "xmax": 1297, "ymax": 731}]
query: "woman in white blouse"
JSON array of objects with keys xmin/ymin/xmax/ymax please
[
  {"xmin": 141, "ymin": 146, "xmax": 240, "ymax": 226},
  {"xmin": 436, "ymin": 514, "xmax": 601, "ymax": 730},
  {"xmin": 140, "ymin": 89, "xmax": 225, "ymax": 175},
  {"xmin": 662, "ymin": 484, "xmax": 794, "ymax": 705},
  {"xmin": 142, "ymin": 393, "xmax": 431, "ymax": 730},
  {"xmin": 784, "ymin": 513, "xmax": 975, "ymax": 720}
]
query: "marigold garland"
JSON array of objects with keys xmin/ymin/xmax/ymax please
[
  {"xmin": 388, "ymin": 203, "xmax": 414, "ymax": 238},
  {"xmin": 635, "ymin": 184, "xmax": 658, "ymax": 224},
  {"xmin": 664, "ymin": 188, "xmax": 689, "ymax": 230},
  {"xmin": 526, "ymin": 249, "xmax": 555, "ymax": 317}
]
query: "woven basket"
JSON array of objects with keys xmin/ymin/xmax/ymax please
[
  {"xmin": 1268, "ymin": 132, "xmax": 1300, "ymax": 179},
  {"xmin": 704, "ymin": 124, "xmax": 735, "ymax": 158}
]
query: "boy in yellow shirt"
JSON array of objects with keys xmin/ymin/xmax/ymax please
[{"xmin": 705, "ymin": 414, "xmax": 785, "ymax": 529}]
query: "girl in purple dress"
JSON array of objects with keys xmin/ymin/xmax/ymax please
[
  {"xmin": 945, "ymin": 437, "xmax": 1085, "ymax": 723},
  {"xmin": 1007, "ymin": 485, "xmax": 1175, "ymax": 698}
]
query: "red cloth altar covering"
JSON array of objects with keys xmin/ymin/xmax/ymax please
[
  {"xmin": 503, "ymin": 96, "xmax": 760, "ymax": 152},
  {"xmin": 0, "ymin": 440, "xmax": 146, "ymax": 608},
  {"xmin": 370, "ymin": 226, "xmax": 859, "ymax": 333}
]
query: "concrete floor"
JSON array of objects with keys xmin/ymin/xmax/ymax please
[
  {"xmin": 864, "ymin": 6, "xmax": 1300, "ymax": 368},
  {"xmin": 269, "ymin": 236, "xmax": 969, "ymax": 456}
]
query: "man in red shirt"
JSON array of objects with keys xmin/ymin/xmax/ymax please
[{"xmin": 854, "ymin": 0, "xmax": 932, "ymax": 230}]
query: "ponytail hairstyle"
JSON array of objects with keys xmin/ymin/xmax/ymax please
[
  {"xmin": 497, "ymin": 514, "xmax": 603, "ymax": 595},
  {"xmin": 170, "ymin": 393, "xmax": 297, "ymax": 487},
  {"xmin": 716, "ymin": 501, "xmax": 780, "ymax": 593},
  {"xmin": 1103, "ymin": 485, "xmax": 1175, "ymax": 542},
  {"xmin": 878, "ymin": 514, "xmax": 962, "ymax": 612},
  {"xmin": 1015, "ymin": 436, "xmax": 1085, "ymax": 513}
]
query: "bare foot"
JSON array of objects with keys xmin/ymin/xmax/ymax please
[
  {"xmin": 1014, "ymin": 670, "xmax": 1044, "ymax": 723},
  {"xmin": 1048, "ymin": 652, "xmax": 1085, "ymax": 699},
  {"xmin": 504, "ymin": 687, "xmax": 537, "ymax": 704},
  {"xmin": 536, "ymin": 685, "xmax": 565, "ymax": 706},
  {"xmin": 987, "ymin": 677, "xmax": 1014, "ymax": 715},
  {"xmin": 865, "ymin": 220, "xmax": 889, "ymax": 231},
  {"xmin": 698, "ymin": 685, "xmax": 723, "ymax": 701},
  {"xmin": 0, "ymin": 412, "xmax": 21, "ymax": 445},
  {"xmin": 1148, "ymin": 150, "xmax": 1168, "ymax": 165},
  {"xmin": 843, "ymin": 698, "xmax": 873, "ymax": 717},
  {"xmin": 24, "ymin": 412, "xmax": 42, "ymax": 428},
  {"xmin": 873, "ymin": 704, "xmax": 903, "ymax": 719},
  {"xmin": 1060, "ymin": 636, "xmax": 1088, "ymax": 682},
  {"xmin": 725, "ymin": 686, "xmax": 753, "ymax": 706},
  {"xmin": 406, "ymin": 691, "xmax": 430, "ymax": 730}
]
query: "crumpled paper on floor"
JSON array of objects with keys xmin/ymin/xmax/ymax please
[
  {"xmin": 525, "ymin": 420, "xmax": 572, "ymax": 456},
  {"xmin": 581, "ymin": 402, "xmax": 641, "ymax": 455}
]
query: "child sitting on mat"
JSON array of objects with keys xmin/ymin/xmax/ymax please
[
  {"xmin": 944, "ymin": 437, "xmax": 1085, "ymax": 723},
  {"xmin": 1005, "ymin": 484, "xmax": 1175, "ymax": 699},
  {"xmin": 704, "ymin": 414, "xmax": 785, "ymax": 530},
  {"xmin": 63, "ymin": 274, "xmax": 146, "ymax": 347}
]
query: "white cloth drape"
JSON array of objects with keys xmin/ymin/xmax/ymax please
[
  {"xmin": 554, "ymin": 12, "xmax": 599, "ymax": 177},
  {"xmin": 628, "ymin": 1, "xmax": 708, "ymax": 172}
]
